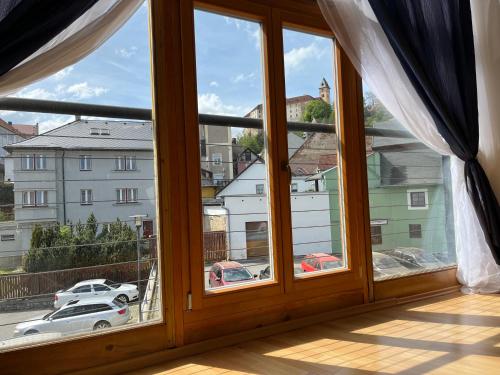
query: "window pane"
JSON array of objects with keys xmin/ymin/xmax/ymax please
[
  {"xmin": 282, "ymin": 29, "xmax": 345, "ymax": 277},
  {"xmin": 363, "ymin": 86, "xmax": 456, "ymax": 281},
  {"xmin": 115, "ymin": 156, "xmax": 125, "ymax": 170},
  {"xmin": 0, "ymin": 3, "xmax": 161, "ymax": 350},
  {"xmin": 194, "ymin": 10, "xmax": 272, "ymax": 291}
]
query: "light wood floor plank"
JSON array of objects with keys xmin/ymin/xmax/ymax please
[{"xmin": 127, "ymin": 293, "xmax": 500, "ymax": 375}]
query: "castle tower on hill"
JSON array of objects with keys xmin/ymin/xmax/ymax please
[{"xmin": 319, "ymin": 77, "xmax": 330, "ymax": 104}]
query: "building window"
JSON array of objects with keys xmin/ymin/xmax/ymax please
[
  {"xmin": 35, "ymin": 155, "xmax": 47, "ymax": 170},
  {"xmin": 36, "ymin": 191, "xmax": 47, "ymax": 206},
  {"xmin": 407, "ymin": 189, "xmax": 428, "ymax": 210},
  {"xmin": 22, "ymin": 191, "xmax": 47, "ymax": 207},
  {"xmin": 90, "ymin": 128, "xmax": 100, "ymax": 135},
  {"xmin": 115, "ymin": 156, "xmax": 125, "ymax": 170},
  {"xmin": 245, "ymin": 151, "xmax": 252, "ymax": 161},
  {"xmin": 409, "ymin": 224, "xmax": 422, "ymax": 239},
  {"xmin": 80, "ymin": 189, "xmax": 93, "ymax": 205},
  {"xmin": 21, "ymin": 154, "xmax": 46, "ymax": 170},
  {"xmin": 371, "ymin": 225, "xmax": 382, "ymax": 245},
  {"xmin": 80, "ymin": 155, "xmax": 92, "ymax": 171},
  {"xmin": 1, "ymin": 234, "xmax": 15, "ymax": 241},
  {"xmin": 213, "ymin": 173, "xmax": 224, "ymax": 186},
  {"xmin": 126, "ymin": 156, "xmax": 136, "ymax": 171},
  {"xmin": 116, "ymin": 188, "xmax": 138, "ymax": 203},
  {"xmin": 291, "ymin": 183, "xmax": 298, "ymax": 193},
  {"xmin": 127, "ymin": 188, "xmax": 138, "ymax": 202},
  {"xmin": 21, "ymin": 155, "xmax": 33, "ymax": 170},
  {"xmin": 256, "ymin": 184, "xmax": 264, "ymax": 195},
  {"xmin": 212, "ymin": 152, "xmax": 222, "ymax": 165},
  {"xmin": 200, "ymin": 139, "xmax": 207, "ymax": 157},
  {"xmin": 115, "ymin": 156, "xmax": 136, "ymax": 171}
]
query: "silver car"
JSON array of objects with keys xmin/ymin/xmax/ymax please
[
  {"xmin": 14, "ymin": 297, "xmax": 130, "ymax": 337},
  {"xmin": 54, "ymin": 279, "xmax": 138, "ymax": 308}
]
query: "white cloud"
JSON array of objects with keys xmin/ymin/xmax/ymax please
[
  {"xmin": 250, "ymin": 27, "xmax": 261, "ymax": 50},
  {"xmin": 66, "ymin": 82, "xmax": 108, "ymax": 99},
  {"xmin": 232, "ymin": 72, "xmax": 255, "ymax": 83},
  {"xmin": 52, "ymin": 66, "xmax": 74, "ymax": 81},
  {"xmin": 197, "ymin": 93, "xmax": 248, "ymax": 116},
  {"xmin": 37, "ymin": 115, "xmax": 74, "ymax": 133},
  {"xmin": 224, "ymin": 16, "xmax": 261, "ymax": 49},
  {"xmin": 209, "ymin": 81, "xmax": 219, "ymax": 87},
  {"xmin": 284, "ymin": 43, "xmax": 327, "ymax": 73},
  {"xmin": 115, "ymin": 46, "xmax": 138, "ymax": 58},
  {"xmin": 224, "ymin": 17, "xmax": 242, "ymax": 30},
  {"xmin": 15, "ymin": 88, "xmax": 57, "ymax": 100}
]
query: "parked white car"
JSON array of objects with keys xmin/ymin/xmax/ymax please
[
  {"xmin": 54, "ymin": 279, "xmax": 138, "ymax": 308},
  {"xmin": 14, "ymin": 297, "xmax": 130, "ymax": 337}
]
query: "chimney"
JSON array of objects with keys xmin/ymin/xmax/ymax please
[
  {"xmin": 8, "ymin": 121, "xmax": 12, "ymax": 125},
  {"xmin": 75, "ymin": 115, "xmax": 81, "ymax": 121}
]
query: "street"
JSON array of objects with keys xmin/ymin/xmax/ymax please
[{"xmin": 0, "ymin": 309, "xmax": 52, "ymax": 341}]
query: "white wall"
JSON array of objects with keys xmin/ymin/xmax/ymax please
[
  {"xmin": 218, "ymin": 161, "xmax": 333, "ymax": 259},
  {"xmin": 222, "ymin": 193, "xmax": 332, "ymax": 260}
]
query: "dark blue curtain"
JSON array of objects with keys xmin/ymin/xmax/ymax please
[
  {"xmin": 0, "ymin": 0, "xmax": 99, "ymax": 76},
  {"xmin": 368, "ymin": 0, "xmax": 500, "ymax": 264}
]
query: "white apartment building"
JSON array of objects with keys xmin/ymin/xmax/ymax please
[{"xmin": 3, "ymin": 120, "xmax": 158, "ymax": 261}]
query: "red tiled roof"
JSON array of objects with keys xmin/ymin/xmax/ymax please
[
  {"xmin": 0, "ymin": 119, "xmax": 25, "ymax": 137},
  {"xmin": 12, "ymin": 124, "xmax": 38, "ymax": 136}
]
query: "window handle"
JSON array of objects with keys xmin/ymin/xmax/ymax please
[{"xmin": 281, "ymin": 161, "xmax": 291, "ymax": 185}]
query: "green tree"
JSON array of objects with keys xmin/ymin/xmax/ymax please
[
  {"xmin": 99, "ymin": 218, "xmax": 136, "ymax": 264},
  {"xmin": 74, "ymin": 213, "xmax": 100, "ymax": 267},
  {"xmin": 236, "ymin": 132, "xmax": 264, "ymax": 154},
  {"xmin": 363, "ymin": 93, "xmax": 393, "ymax": 127},
  {"xmin": 302, "ymin": 100, "xmax": 333, "ymax": 123},
  {"xmin": 23, "ymin": 214, "xmax": 138, "ymax": 272}
]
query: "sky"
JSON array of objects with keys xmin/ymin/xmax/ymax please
[{"xmin": 0, "ymin": 4, "xmax": 336, "ymax": 134}]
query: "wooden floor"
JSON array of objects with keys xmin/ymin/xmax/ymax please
[{"xmin": 129, "ymin": 293, "xmax": 500, "ymax": 375}]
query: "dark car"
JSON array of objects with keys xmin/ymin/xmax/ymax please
[
  {"xmin": 259, "ymin": 266, "xmax": 270, "ymax": 280},
  {"xmin": 385, "ymin": 247, "xmax": 445, "ymax": 270}
]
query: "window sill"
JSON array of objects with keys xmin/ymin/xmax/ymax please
[{"xmin": 113, "ymin": 202, "xmax": 141, "ymax": 206}]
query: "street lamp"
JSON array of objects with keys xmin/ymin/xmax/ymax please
[{"xmin": 130, "ymin": 214, "xmax": 147, "ymax": 322}]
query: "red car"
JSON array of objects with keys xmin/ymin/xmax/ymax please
[
  {"xmin": 208, "ymin": 261, "xmax": 256, "ymax": 288},
  {"xmin": 300, "ymin": 253, "xmax": 342, "ymax": 273}
]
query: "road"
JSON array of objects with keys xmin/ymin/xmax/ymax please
[{"xmin": 0, "ymin": 308, "xmax": 52, "ymax": 341}]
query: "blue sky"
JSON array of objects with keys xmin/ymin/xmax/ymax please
[{"xmin": 1, "ymin": 4, "xmax": 335, "ymax": 134}]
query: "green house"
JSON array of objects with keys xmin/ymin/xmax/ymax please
[{"xmin": 320, "ymin": 124, "xmax": 455, "ymax": 261}]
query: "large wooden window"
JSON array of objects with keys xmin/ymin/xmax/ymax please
[
  {"xmin": 0, "ymin": 1, "xmax": 459, "ymax": 372},
  {"xmin": 362, "ymin": 86, "xmax": 457, "ymax": 288}
]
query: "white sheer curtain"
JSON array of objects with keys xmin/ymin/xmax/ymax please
[
  {"xmin": 0, "ymin": 0, "xmax": 143, "ymax": 97},
  {"xmin": 318, "ymin": 0, "xmax": 500, "ymax": 293}
]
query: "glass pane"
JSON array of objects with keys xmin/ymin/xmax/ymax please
[
  {"xmin": 282, "ymin": 29, "xmax": 346, "ymax": 277},
  {"xmin": 194, "ymin": 10, "xmax": 273, "ymax": 291},
  {"xmin": 363, "ymin": 86, "xmax": 456, "ymax": 281},
  {"xmin": 0, "ymin": 3, "xmax": 161, "ymax": 350}
]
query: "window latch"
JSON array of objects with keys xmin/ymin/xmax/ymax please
[{"xmin": 281, "ymin": 161, "xmax": 291, "ymax": 185}]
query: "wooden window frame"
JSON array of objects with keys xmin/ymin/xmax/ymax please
[
  {"xmin": 0, "ymin": 0, "xmax": 457, "ymax": 372},
  {"xmin": 179, "ymin": 0, "xmax": 370, "ymax": 344}
]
